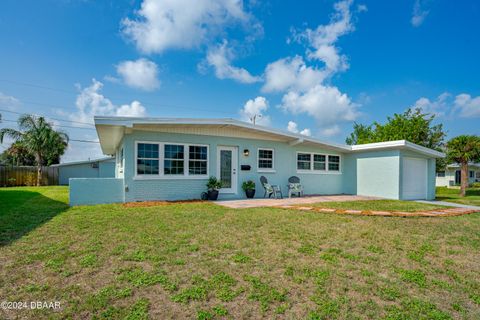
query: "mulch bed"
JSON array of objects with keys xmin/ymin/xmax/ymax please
[{"xmin": 277, "ymin": 205, "xmax": 479, "ymax": 217}]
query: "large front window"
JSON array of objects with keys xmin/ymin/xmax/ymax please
[
  {"xmin": 136, "ymin": 142, "xmax": 208, "ymax": 177},
  {"xmin": 137, "ymin": 143, "xmax": 159, "ymax": 175},
  {"xmin": 297, "ymin": 152, "xmax": 341, "ymax": 173}
]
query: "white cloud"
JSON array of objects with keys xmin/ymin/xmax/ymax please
[
  {"xmin": 71, "ymin": 79, "xmax": 147, "ymax": 125},
  {"xmin": 357, "ymin": 4, "xmax": 368, "ymax": 12},
  {"xmin": 281, "ymin": 84, "xmax": 359, "ymax": 130},
  {"xmin": 454, "ymin": 93, "xmax": 480, "ymax": 118},
  {"xmin": 287, "ymin": 121, "xmax": 311, "ymax": 136},
  {"xmin": 116, "ymin": 58, "xmax": 160, "ymax": 91},
  {"xmin": 262, "ymin": 56, "xmax": 326, "ymax": 93},
  {"xmin": 205, "ymin": 40, "xmax": 260, "ymax": 83},
  {"xmin": 411, "ymin": 0, "xmax": 429, "ymax": 27},
  {"xmin": 121, "ymin": 0, "xmax": 251, "ymax": 54},
  {"xmin": 240, "ymin": 96, "xmax": 270, "ymax": 125},
  {"xmin": 0, "ymin": 92, "xmax": 20, "ymax": 110},
  {"xmin": 320, "ymin": 125, "xmax": 341, "ymax": 137},
  {"xmin": 412, "ymin": 92, "xmax": 450, "ymax": 117},
  {"xmin": 292, "ymin": 0, "xmax": 355, "ymax": 74}
]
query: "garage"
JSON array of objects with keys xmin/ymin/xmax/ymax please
[{"xmin": 402, "ymin": 157, "xmax": 427, "ymax": 200}]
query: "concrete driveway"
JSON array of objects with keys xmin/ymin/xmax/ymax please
[{"xmin": 215, "ymin": 194, "xmax": 380, "ymax": 209}]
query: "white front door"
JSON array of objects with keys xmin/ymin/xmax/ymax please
[{"xmin": 217, "ymin": 146, "xmax": 238, "ymax": 194}]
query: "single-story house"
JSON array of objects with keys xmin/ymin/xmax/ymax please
[
  {"xmin": 436, "ymin": 163, "xmax": 480, "ymax": 187},
  {"xmin": 69, "ymin": 117, "xmax": 444, "ymax": 206},
  {"xmin": 53, "ymin": 157, "xmax": 115, "ymax": 185}
]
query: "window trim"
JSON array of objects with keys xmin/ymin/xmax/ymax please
[
  {"xmin": 296, "ymin": 152, "xmax": 342, "ymax": 174},
  {"xmin": 134, "ymin": 141, "xmax": 209, "ymax": 180},
  {"xmin": 469, "ymin": 170, "xmax": 475, "ymax": 178},
  {"xmin": 257, "ymin": 148, "xmax": 275, "ymax": 172}
]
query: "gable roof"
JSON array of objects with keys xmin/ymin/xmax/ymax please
[{"xmin": 94, "ymin": 116, "xmax": 445, "ymax": 158}]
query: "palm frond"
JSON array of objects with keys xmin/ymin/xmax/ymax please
[{"xmin": 0, "ymin": 128, "xmax": 23, "ymax": 143}]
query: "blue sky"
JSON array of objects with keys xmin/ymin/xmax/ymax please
[{"xmin": 0, "ymin": 0, "xmax": 479, "ymax": 161}]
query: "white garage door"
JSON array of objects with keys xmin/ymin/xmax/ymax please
[{"xmin": 402, "ymin": 157, "xmax": 427, "ymax": 200}]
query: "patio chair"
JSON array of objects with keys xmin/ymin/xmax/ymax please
[
  {"xmin": 287, "ymin": 176, "xmax": 304, "ymax": 198},
  {"xmin": 260, "ymin": 176, "xmax": 283, "ymax": 199}
]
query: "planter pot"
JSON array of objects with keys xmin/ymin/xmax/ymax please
[
  {"xmin": 207, "ymin": 189, "xmax": 219, "ymax": 201},
  {"xmin": 245, "ymin": 189, "xmax": 255, "ymax": 199}
]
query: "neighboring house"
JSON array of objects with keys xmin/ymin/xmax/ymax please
[
  {"xmin": 436, "ymin": 163, "xmax": 480, "ymax": 187},
  {"xmin": 69, "ymin": 117, "xmax": 444, "ymax": 205},
  {"xmin": 53, "ymin": 157, "xmax": 115, "ymax": 185}
]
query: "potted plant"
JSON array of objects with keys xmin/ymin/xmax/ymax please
[
  {"xmin": 206, "ymin": 176, "xmax": 223, "ymax": 200},
  {"xmin": 242, "ymin": 180, "xmax": 256, "ymax": 198}
]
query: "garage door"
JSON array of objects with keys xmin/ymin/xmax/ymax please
[{"xmin": 402, "ymin": 157, "xmax": 427, "ymax": 200}]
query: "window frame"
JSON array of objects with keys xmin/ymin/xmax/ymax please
[
  {"xmin": 134, "ymin": 141, "xmax": 209, "ymax": 180},
  {"xmin": 257, "ymin": 148, "xmax": 275, "ymax": 172},
  {"xmin": 296, "ymin": 152, "xmax": 342, "ymax": 174},
  {"xmin": 469, "ymin": 170, "xmax": 475, "ymax": 178}
]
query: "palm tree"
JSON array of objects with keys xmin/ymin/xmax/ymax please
[
  {"xmin": 446, "ymin": 135, "xmax": 480, "ymax": 197},
  {"xmin": 0, "ymin": 114, "xmax": 69, "ymax": 186}
]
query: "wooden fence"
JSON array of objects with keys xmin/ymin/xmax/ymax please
[{"xmin": 0, "ymin": 165, "xmax": 59, "ymax": 187}]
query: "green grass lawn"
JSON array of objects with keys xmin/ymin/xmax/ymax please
[
  {"xmin": 0, "ymin": 187, "xmax": 479, "ymax": 319},
  {"xmin": 436, "ymin": 187, "xmax": 480, "ymax": 207},
  {"xmin": 309, "ymin": 200, "xmax": 447, "ymax": 212}
]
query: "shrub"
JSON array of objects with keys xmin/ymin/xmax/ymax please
[{"xmin": 242, "ymin": 180, "xmax": 255, "ymax": 191}]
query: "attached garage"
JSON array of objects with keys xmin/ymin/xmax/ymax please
[{"xmin": 401, "ymin": 157, "xmax": 428, "ymax": 200}]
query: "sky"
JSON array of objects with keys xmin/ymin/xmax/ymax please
[{"xmin": 0, "ymin": 0, "xmax": 479, "ymax": 162}]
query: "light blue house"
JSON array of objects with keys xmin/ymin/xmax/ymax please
[
  {"xmin": 69, "ymin": 117, "xmax": 444, "ymax": 206},
  {"xmin": 53, "ymin": 157, "xmax": 115, "ymax": 185}
]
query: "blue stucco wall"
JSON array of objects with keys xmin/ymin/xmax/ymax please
[
  {"xmin": 351, "ymin": 150, "xmax": 401, "ymax": 199},
  {"xmin": 70, "ymin": 178, "xmax": 124, "ymax": 206},
  {"xmin": 58, "ymin": 160, "xmax": 115, "ymax": 185},
  {"xmin": 120, "ymin": 130, "xmax": 349, "ymax": 202}
]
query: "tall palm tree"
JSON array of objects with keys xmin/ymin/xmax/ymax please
[
  {"xmin": 0, "ymin": 114, "xmax": 69, "ymax": 186},
  {"xmin": 446, "ymin": 135, "xmax": 480, "ymax": 197}
]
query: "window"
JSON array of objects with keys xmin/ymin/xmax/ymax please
[
  {"xmin": 135, "ymin": 142, "xmax": 208, "ymax": 178},
  {"xmin": 436, "ymin": 171, "xmax": 445, "ymax": 177},
  {"xmin": 477, "ymin": 172, "xmax": 480, "ymax": 179},
  {"xmin": 470, "ymin": 171, "xmax": 475, "ymax": 178},
  {"xmin": 328, "ymin": 155, "xmax": 340, "ymax": 171},
  {"xmin": 137, "ymin": 143, "xmax": 159, "ymax": 175},
  {"xmin": 164, "ymin": 144, "xmax": 184, "ymax": 175},
  {"xmin": 189, "ymin": 146, "xmax": 207, "ymax": 175},
  {"xmin": 297, "ymin": 152, "xmax": 341, "ymax": 173},
  {"xmin": 297, "ymin": 153, "xmax": 311, "ymax": 170},
  {"xmin": 313, "ymin": 154, "xmax": 326, "ymax": 171},
  {"xmin": 258, "ymin": 149, "xmax": 274, "ymax": 170}
]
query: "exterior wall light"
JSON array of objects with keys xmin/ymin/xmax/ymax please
[{"xmin": 243, "ymin": 149, "xmax": 250, "ymax": 157}]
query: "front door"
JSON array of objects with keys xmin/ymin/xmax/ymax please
[
  {"xmin": 217, "ymin": 146, "xmax": 238, "ymax": 194},
  {"xmin": 455, "ymin": 170, "xmax": 461, "ymax": 185}
]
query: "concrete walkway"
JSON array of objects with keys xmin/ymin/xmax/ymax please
[
  {"xmin": 415, "ymin": 200, "xmax": 480, "ymax": 211},
  {"xmin": 216, "ymin": 195, "xmax": 380, "ymax": 209}
]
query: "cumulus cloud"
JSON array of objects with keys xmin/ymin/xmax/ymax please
[
  {"xmin": 281, "ymin": 85, "xmax": 359, "ymax": 132},
  {"xmin": 205, "ymin": 40, "xmax": 260, "ymax": 83},
  {"xmin": 412, "ymin": 92, "xmax": 480, "ymax": 118},
  {"xmin": 240, "ymin": 96, "xmax": 270, "ymax": 125},
  {"xmin": 454, "ymin": 94, "xmax": 480, "ymax": 118},
  {"xmin": 412, "ymin": 92, "xmax": 450, "ymax": 116},
  {"xmin": 71, "ymin": 79, "xmax": 147, "ymax": 125},
  {"xmin": 262, "ymin": 56, "xmax": 326, "ymax": 93},
  {"xmin": 121, "ymin": 0, "xmax": 251, "ymax": 54},
  {"xmin": 116, "ymin": 58, "xmax": 160, "ymax": 91},
  {"xmin": 287, "ymin": 121, "xmax": 311, "ymax": 136},
  {"xmin": 0, "ymin": 92, "xmax": 20, "ymax": 110},
  {"xmin": 292, "ymin": 0, "xmax": 356, "ymax": 74},
  {"xmin": 411, "ymin": 0, "xmax": 429, "ymax": 27}
]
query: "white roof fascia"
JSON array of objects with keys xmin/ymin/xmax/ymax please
[
  {"xmin": 51, "ymin": 156, "xmax": 114, "ymax": 167},
  {"xmin": 351, "ymin": 140, "xmax": 445, "ymax": 158}
]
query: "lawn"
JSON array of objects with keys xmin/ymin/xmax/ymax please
[
  {"xmin": 436, "ymin": 187, "xmax": 480, "ymax": 207},
  {"xmin": 309, "ymin": 200, "xmax": 447, "ymax": 212},
  {"xmin": 0, "ymin": 187, "xmax": 479, "ymax": 319}
]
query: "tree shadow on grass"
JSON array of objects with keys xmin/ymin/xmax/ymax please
[{"xmin": 0, "ymin": 189, "xmax": 69, "ymax": 246}]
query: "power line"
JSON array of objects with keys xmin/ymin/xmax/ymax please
[
  {"xmin": 70, "ymin": 139, "xmax": 99, "ymax": 143},
  {"xmin": 0, "ymin": 108, "xmax": 95, "ymax": 127},
  {"xmin": 0, "ymin": 78, "xmax": 236, "ymax": 115},
  {"xmin": 0, "ymin": 118, "xmax": 96, "ymax": 131}
]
